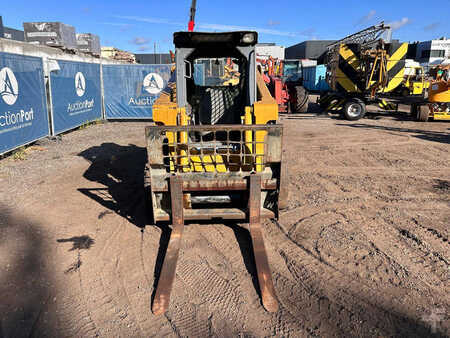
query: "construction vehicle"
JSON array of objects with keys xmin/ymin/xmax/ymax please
[
  {"xmin": 320, "ymin": 22, "xmax": 408, "ymax": 120},
  {"xmin": 146, "ymin": 18, "xmax": 287, "ymax": 314},
  {"xmin": 411, "ymin": 64, "xmax": 450, "ymax": 121},
  {"xmin": 258, "ymin": 57, "xmax": 308, "ymax": 113},
  {"xmin": 396, "ymin": 64, "xmax": 429, "ymax": 97}
]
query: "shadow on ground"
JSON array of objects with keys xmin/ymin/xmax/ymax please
[
  {"xmin": 78, "ymin": 142, "xmax": 149, "ymax": 229},
  {"xmin": 57, "ymin": 235, "xmax": 95, "ymax": 251},
  {"xmin": 336, "ymin": 123, "xmax": 450, "ymax": 144},
  {"xmin": 0, "ymin": 204, "xmax": 57, "ymax": 337}
]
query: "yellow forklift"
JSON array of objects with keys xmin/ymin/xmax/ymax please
[{"xmin": 146, "ymin": 28, "xmax": 287, "ymax": 315}]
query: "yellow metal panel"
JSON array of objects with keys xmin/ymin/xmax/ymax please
[
  {"xmin": 412, "ymin": 82, "xmax": 425, "ymax": 95},
  {"xmin": 153, "ymin": 103, "xmax": 178, "ymax": 126},
  {"xmin": 382, "ymin": 68, "xmax": 405, "ymax": 92},
  {"xmin": 336, "ymin": 68, "xmax": 360, "ymax": 93},
  {"xmin": 428, "ymin": 81, "xmax": 450, "ymax": 102},
  {"xmin": 190, "ymin": 154, "xmax": 227, "ymax": 172},
  {"xmin": 179, "ymin": 108, "xmax": 189, "ymax": 172},
  {"xmin": 339, "ymin": 45, "xmax": 360, "ymax": 70},
  {"xmin": 387, "ymin": 43, "xmax": 408, "ymax": 71},
  {"xmin": 253, "ymin": 102, "xmax": 278, "ymax": 124},
  {"xmin": 245, "ymin": 106, "xmax": 253, "ymax": 155},
  {"xmin": 433, "ymin": 112, "xmax": 450, "ymax": 120},
  {"xmin": 253, "ymin": 103, "xmax": 276, "ymax": 172}
]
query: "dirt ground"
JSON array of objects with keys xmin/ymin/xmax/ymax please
[{"xmin": 0, "ymin": 103, "xmax": 449, "ymax": 337}]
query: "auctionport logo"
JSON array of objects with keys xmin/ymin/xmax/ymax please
[
  {"xmin": 0, "ymin": 67, "xmax": 19, "ymax": 106},
  {"xmin": 143, "ymin": 73, "xmax": 163, "ymax": 95},
  {"xmin": 75, "ymin": 72, "xmax": 86, "ymax": 97}
]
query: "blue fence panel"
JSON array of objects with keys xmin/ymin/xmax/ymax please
[
  {"xmin": 0, "ymin": 52, "xmax": 49, "ymax": 155},
  {"xmin": 103, "ymin": 64, "xmax": 172, "ymax": 119},
  {"xmin": 50, "ymin": 60, "xmax": 102, "ymax": 134}
]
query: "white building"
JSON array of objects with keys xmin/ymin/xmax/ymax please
[
  {"xmin": 416, "ymin": 38, "xmax": 450, "ymax": 65},
  {"xmin": 255, "ymin": 43, "xmax": 285, "ymax": 61}
]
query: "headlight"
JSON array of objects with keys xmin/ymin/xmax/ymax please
[{"xmin": 242, "ymin": 33, "xmax": 255, "ymax": 44}]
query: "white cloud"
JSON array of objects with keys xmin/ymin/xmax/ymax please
[
  {"xmin": 387, "ymin": 17, "xmax": 410, "ymax": 30},
  {"xmin": 131, "ymin": 37, "xmax": 150, "ymax": 45},
  {"xmin": 424, "ymin": 22, "xmax": 440, "ymax": 31},
  {"xmin": 113, "ymin": 15, "xmax": 298, "ymax": 37},
  {"xmin": 268, "ymin": 20, "xmax": 280, "ymax": 26},
  {"xmin": 356, "ymin": 10, "xmax": 376, "ymax": 25},
  {"xmin": 114, "ymin": 15, "xmax": 184, "ymax": 26},
  {"xmin": 298, "ymin": 28, "xmax": 317, "ymax": 39},
  {"xmin": 101, "ymin": 22, "xmax": 133, "ymax": 31},
  {"xmin": 197, "ymin": 22, "xmax": 297, "ymax": 37}
]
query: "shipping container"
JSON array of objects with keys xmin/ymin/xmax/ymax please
[
  {"xmin": 302, "ymin": 65, "xmax": 330, "ymax": 92},
  {"xmin": 23, "ymin": 22, "xmax": 77, "ymax": 50},
  {"xmin": 76, "ymin": 33, "xmax": 101, "ymax": 55}
]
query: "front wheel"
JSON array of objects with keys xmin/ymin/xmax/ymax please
[
  {"xmin": 343, "ymin": 99, "xmax": 366, "ymax": 120},
  {"xmin": 291, "ymin": 86, "xmax": 308, "ymax": 113}
]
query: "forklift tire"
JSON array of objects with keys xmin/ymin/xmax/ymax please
[
  {"xmin": 416, "ymin": 104, "xmax": 430, "ymax": 122},
  {"xmin": 343, "ymin": 99, "xmax": 366, "ymax": 121},
  {"xmin": 293, "ymin": 86, "xmax": 308, "ymax": 113}
]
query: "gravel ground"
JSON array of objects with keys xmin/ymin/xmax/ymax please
[{"xmin": 0, "ymin": 102, "xmax": 449, "ymax": 337}]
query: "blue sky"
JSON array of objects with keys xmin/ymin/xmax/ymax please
[{"xmin": 1, "ymin": 0, "xmax": 449, "ymax": 53}]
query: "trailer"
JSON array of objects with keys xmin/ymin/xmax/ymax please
[{"xmin": 320, "ymin": 23, "xmax": 407, "ymax": 120}]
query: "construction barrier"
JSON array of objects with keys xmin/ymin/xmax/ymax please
[
  {"xmin": 102, "ymin": 64, "xmax": 172, "ymax": 119},
  {"xmin": 0, "ymin": 52, "xmax": 49, "ymax": 155},
  {"xmin": 50, "ymin": 60, "xmax": 102, "ymax": 134}
]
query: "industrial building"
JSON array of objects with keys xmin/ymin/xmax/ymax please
[
  {"xmin": 415, "ymin": 37, "xmax": 450, "ymax": 65},
  {"xmin": 285, "ymin": 40, "xmax": 336, "ymax": 61},
  {"xmin": 0, "ymin": 16, "xmax": 25, "ymax": 41},
  {"xmin": 135, "ymin": 53, "xmax": 172, "ymax": 64},
  {"xmin": 255, "ymin": 43, "xmax": 285, "ymax": 61}
]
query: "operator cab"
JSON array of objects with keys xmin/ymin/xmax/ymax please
[{"xmin": 173, "ymin": 31, "xmax": 258, "ymax": 126}]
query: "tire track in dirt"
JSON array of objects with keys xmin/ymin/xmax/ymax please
[
  {"xmin": 372, "ymin": 211, "xmax": 449, "ymax": 290},
  {"xmin": 196, "ymin": 224, "xmax": 307, "ymax": 336},
  {"xmin": 164, "ymin": 301, "xmax": 210, "ymax": 337},
  {"xmin": 266, "ymin": 217, "xmax": 443, "ymax": 336},
  {"xmin": 116, "ymin": 227, "xmax": 174, "ymax": 336},
  {"xmin": 76, "ymin": 219, "xmax": 144, "ymax": 336}
]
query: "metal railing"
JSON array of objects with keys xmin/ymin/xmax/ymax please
[{"xmin": 148, "ymin": 124, "xmax": 282, "ymax": 173}]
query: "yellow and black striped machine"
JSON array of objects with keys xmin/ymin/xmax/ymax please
[{"xmin": 320, "ymin": 23, "xmax": 408, "ymax": 120}]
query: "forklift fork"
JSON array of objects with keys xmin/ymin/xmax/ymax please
[{"xmin": 151, "ymin": 174, "xmax": 279, "ymax": 315}]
